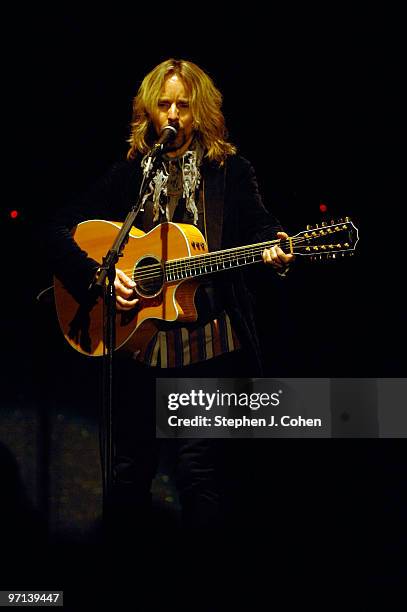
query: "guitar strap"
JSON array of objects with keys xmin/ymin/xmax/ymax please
[{"xmin": 200, "ymin": 161, "xmax": 227, "ymax": 252}]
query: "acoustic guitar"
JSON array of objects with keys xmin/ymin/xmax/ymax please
[{"xmin": 53, "ymin": 219, "xmax": 359, "ymax": 356}]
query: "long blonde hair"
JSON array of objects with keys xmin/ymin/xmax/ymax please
[{"xmin": 127, "ymin": 59, "xmax": 236, "ymax": 163}]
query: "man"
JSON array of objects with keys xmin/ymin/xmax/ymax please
[{"xmin": 45, "ymin": 58, "xmax": 294, "ymax": 534}]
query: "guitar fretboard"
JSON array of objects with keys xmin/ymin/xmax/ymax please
[{"xmin": 165, "ymin": 239, "xmax": 285, "ymax": 281}]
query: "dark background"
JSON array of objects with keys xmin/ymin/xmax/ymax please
[
  {"xmin": 1, "ymin": 7, "xmax": 405, "ymax": 607},
  {"xmin": 4, "ymin": 8, "xmax": 404, "ymax": 382}
]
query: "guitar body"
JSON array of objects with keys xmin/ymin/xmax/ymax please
[{"xmin": 54, "ymin": 220, "xmax": 206, "ymax": 356}]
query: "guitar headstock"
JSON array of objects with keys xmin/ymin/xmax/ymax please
[{"xmin": 290, "ymin": 218, "xmax": 359, "ymax": 259}]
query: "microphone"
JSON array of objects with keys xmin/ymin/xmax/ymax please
[{"xmin": 152, "ymin": 124, "xmax": 178, "ymax": 153}]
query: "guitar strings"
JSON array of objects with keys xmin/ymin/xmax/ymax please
[
  {"xmin": 115, "ymin": 232, "xmax": 350, "ymax": 279},
  {"xmin": 127, "ymin": 244, "xmax": 346, "ymax": 278},
  {"xmin": 117, "ymin": 235, "xmax": 350, "ymax": 279},
  {"xmin": 113, "ymin": 226, "xmax": 352, "ymax": 279},
  {"xmin": 122, "ymin": 232, "xmax": 346, "ymax": 271},
  {"xmin": 120, "ymin": 243, "xmax": 290, "ymax": 279}
]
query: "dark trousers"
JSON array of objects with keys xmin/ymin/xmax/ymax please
[{"xmin": 106, "ymin": 350, "xmax": 252, "ymax": 535}]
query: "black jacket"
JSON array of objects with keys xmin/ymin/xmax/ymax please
[{"xmin": 45, "ymin": 154, "xmax": 283, "ymax": 374}]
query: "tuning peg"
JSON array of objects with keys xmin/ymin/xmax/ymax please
[
  {"xmin": 306, "ymin": 224, "xmax": 312, "ymax": 230},
  {"xmin": 345, "ymin": 216, "xmax": 350, "ymax": 222},
  {"xmin": 321, "ymin": 221, "xmax": 327, "ymax": 226},
  {"xmin": 315, "ymin": 223, "xmax": 319, "ymax": 228}
]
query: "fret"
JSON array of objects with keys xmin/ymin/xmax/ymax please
[{"xmin": 165, "ymin": 243, "xmax": 270, "ymax": 281}]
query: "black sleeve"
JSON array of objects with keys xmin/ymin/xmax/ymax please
[
  {"xmin": 226, "ymin": 156, "xmax": 283, "ymax": 245},
  {"xmin": 44, "ymin": 161, "xmax": 134, "ymax": 301}
]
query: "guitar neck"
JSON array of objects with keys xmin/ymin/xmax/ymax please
[
  {"xmin": 163, "ymin": 219, "xmax": 358, "ymax": 282},
  {"xmin": 165, "ymin": 238, "xmax": 284, "ymax": 282}
]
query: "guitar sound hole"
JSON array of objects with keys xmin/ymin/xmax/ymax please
[{"xmin": 134, "ymin": 256, "xmax": 164, "ymax": 297}]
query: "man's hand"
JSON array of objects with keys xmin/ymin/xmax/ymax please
[
  {"xmin": 262, "ymin": 231, "xmax": 295, "ymax": 270},
  {"xmin": 115, "ymin": 268, "xmax": 139, "ymax": 311}
]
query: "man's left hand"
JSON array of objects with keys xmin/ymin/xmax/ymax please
[{"xmin": 262, "ymin": 232, "xmax": 295, "ymax": 270}]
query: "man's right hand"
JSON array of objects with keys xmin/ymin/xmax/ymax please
[{"xmin": 115, "ymin": 268, "xmax": 139, "ymax": 311}]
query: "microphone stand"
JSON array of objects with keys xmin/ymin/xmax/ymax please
[{"xmin": 90, "ymin": 145, "xmax": 166, "ymax": 528}]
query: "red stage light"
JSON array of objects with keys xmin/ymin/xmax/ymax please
[
  {"xmin": 10, "ymin": 210, "xmax": 19, "ymax": 219},
  {"xmin": 319, "ymin": 203, "xmax": 328, "ymax": 213}
]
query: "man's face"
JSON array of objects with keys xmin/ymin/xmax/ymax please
[{"xmin": 151, "ymin": 74, "xmax": 194, "ymax": 157}]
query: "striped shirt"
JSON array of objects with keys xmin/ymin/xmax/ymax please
[{"xmin": 134, "ymin": 311, "xmax": 241, "ymax": 368}]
